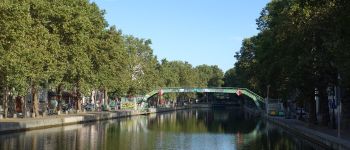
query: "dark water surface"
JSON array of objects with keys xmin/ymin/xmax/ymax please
[{"xmin": 0, "ymin": 108, "xmax": 328, "ymax": 150}]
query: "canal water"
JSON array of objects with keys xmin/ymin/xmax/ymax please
[{"xmin": 0, "ymin": 108, "xmax": 329, "ymax": 150}]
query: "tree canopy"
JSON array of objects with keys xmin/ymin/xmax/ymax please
[
  {"xmin": 0, "ymin": 0, "xmax": 227, "ymax": 114},
  {"xmin": 226, "ymin": 0, "xmax": 350, "ymax": 125}
]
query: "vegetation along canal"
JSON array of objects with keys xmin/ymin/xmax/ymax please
[{"xmin": 0, "ymin": 108, "xmax": 332, "ymax": 150}]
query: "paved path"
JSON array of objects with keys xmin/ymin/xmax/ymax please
[{"xmin": 268, "ymin": 116, "xmax": 350, "ymax": 150}]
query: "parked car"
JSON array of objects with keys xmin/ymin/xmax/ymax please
[
  {"xmin": 268, "ymin": 102, "xmax": 285, "ymax": 116},
  {"xmin": 83, "ymin": 103, "xmax": 95, "ymax": 111},
  {"xmin": 295, "ymin": 107, "xmax": 308, "ymax": 119},
  {"xmin": 62, "ymin": 102, "xmax": 73, "ymax": 112}
]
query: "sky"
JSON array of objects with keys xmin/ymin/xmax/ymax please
[{"xmin": 91, "ymin": 0, "xmax": 270, "ymax": 72}]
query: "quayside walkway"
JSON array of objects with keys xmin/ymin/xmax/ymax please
[{"xmin": 268, "ymin": 116, "xmax": 350, "ymax": 150}]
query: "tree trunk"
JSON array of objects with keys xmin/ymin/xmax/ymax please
[
  {"xmin": 3, "ymin": 87, "xmax": 9, "ymax": 118},
  {"xmin": 10, "ymin": 94, "xmax": 15, "ymax": 116},
  {"xmin": 21, "ymin": 96, "xmax": 26, "ymax": 118},
  {"xmin": 32, "ymin": 85, "xmax": 39, "ymax": 117},
  {"xmin": 104, "ymin": 88, "xmax": 108, "ymax": 105},
  {"xmin": 318, "ymin": 86, "xmax": 330, "ymax": 126},
  {"xmin": 308, "ymin": 92, "xmax": 317, "ymax": 124},
  {"xmin": 75, "ymin": 88, "xmax": 82, "ymax": 112},
  {"xmin": 56, "ymin": 83, "xmax": 63, "ymax": 112},
  {"xmin": 77, "ymin": 94, "xmax": 82, "ymax": 111}
]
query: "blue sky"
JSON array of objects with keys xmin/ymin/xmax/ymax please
[{"xmin": 91, "ymin": 0, "xmax": 270, "ymax": 72}]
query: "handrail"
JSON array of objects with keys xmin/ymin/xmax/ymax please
[{"xmin": 143, "ymin": 87, "xmax": 264, "ymax": 107}]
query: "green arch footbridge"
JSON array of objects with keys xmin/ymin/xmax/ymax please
[{"xmin": 143, "ymin": 87, "xmax": 265, "ymax": 109}]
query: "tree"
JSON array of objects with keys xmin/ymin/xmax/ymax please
[
  {"xmin": 223, "ymin": 68, "xmax": 239, "ymax": 87},
  {"xmin": 207, "ymin": 65, "xmax": 224, "ymax": 87},
  {"xmin": 0, "ymin": 1, "xmax": 60, "ymax": 117},
  {"xmin": 195, "ymin": 65, "xmax": 224, "ymax": 87},
  {"xmin": 231, "ymin": 0, "xmax": 348, "ymax": 125},
  {"xmin": 31, "ymin": 0, "xmax": 107, "ymax": 111},
  {"xmin": 124, "ymin": 36, "xmax": 159, "ymax": 96},
  {"xmin": 94, "ymin": 26, "xmax": 128, "ymax": 104}
]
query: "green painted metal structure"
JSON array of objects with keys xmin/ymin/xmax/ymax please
[{"xmin": 143, "ymin": 87, "xmax": 265, "ymax": 108}]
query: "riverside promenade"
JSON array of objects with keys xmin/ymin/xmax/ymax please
[
  {"xmin": 0, "ymin": 106, "xmax": 193, "ymax": 134},
  {"xmin": 242, "ymin": 106, "xmax": 350, "ymax": 149},
  {"xmin": 268, "ymin": 116, "xmax": 350, "ymax": 150}
]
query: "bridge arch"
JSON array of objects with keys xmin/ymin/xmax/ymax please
[{"xmin": 143, "ymin": 87, "xmax": 265, "ymax": 109}]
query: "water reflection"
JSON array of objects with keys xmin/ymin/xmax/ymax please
[
  {"xmin": 0, "ymin": 108, "xmax": 330, "ymax": 150},
  {"xmin": 147, "ymin": 108, "xmax": 258, "ymax": 134}
]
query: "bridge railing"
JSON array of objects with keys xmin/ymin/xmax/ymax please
[
  {"xmin": 239, "ymin": 88, "xmax": 264, "ymax": 102},
  {"xmin": 144, "ymin": 87, "xmax": 264, "ymax": 102},
  {"xmin": 142, "ymin": 87, "xmax": 266, "ymax": 110},
  {"xmin": 159, "ymin": 87, "xmax": 242, "ymax": 90}
]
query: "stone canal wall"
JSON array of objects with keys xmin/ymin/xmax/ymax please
[
  {"xmin": 191, "ymin": 104, "xmax": 211, "ymax": 108},
  {"xmin": 0, "ymin": 111, "xmax": 144, "ymax": 133},
  {"xmin": 0, "ymin": 106, "xmax": 204, "ymax": 133}
]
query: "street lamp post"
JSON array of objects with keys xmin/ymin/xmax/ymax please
[
  {"xmin": 266, "ymin": 85, "xmax": 271, "ymax": 150},
  {"xmin": 337, "ymin": 74, "xmax": 342, "ymax": 138},
  {"xmin": 266, "ymin": 85, "xmax": 271, "ymax": 118},
  {"xmin": 206, "ymin": 93, "xmax": 209, "ymax": 103}
]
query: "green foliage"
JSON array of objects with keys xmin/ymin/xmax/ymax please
[
  {"xmin": 223, "ymin": 68, "xmax": 239, "ymax": 87},
  {"xmin": 124, "ymin": 35, "xmax": 159, "ymax": 96},
  {"xmin": 233, "ymin": 38, "xmax": 260, "ymax": 93},
  {"xmin": 95, "ymin": 26, "xmax": 129, "ymax": 97},
  {"xmin": 195, "ymin": 65, "xmax": 224, "ymax": 87},
  {"xmin": 0, "ymin": 0, "xmax": 227, "ymax": 110}
]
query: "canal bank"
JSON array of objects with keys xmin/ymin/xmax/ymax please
[
  {"xmin": 266, "ymin": 116, "xmax": 350, "ymax": 150},
  {"xmin": 242, "ymin": 106, "xmax": 350, "ymax": 149},
  {"xmin": 0, "ymin": 105, "xmax": 211, "ymax": 134},
  {"xmin": 1, "ymin": 107, "xmax": 319, "ymax": 150}
]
